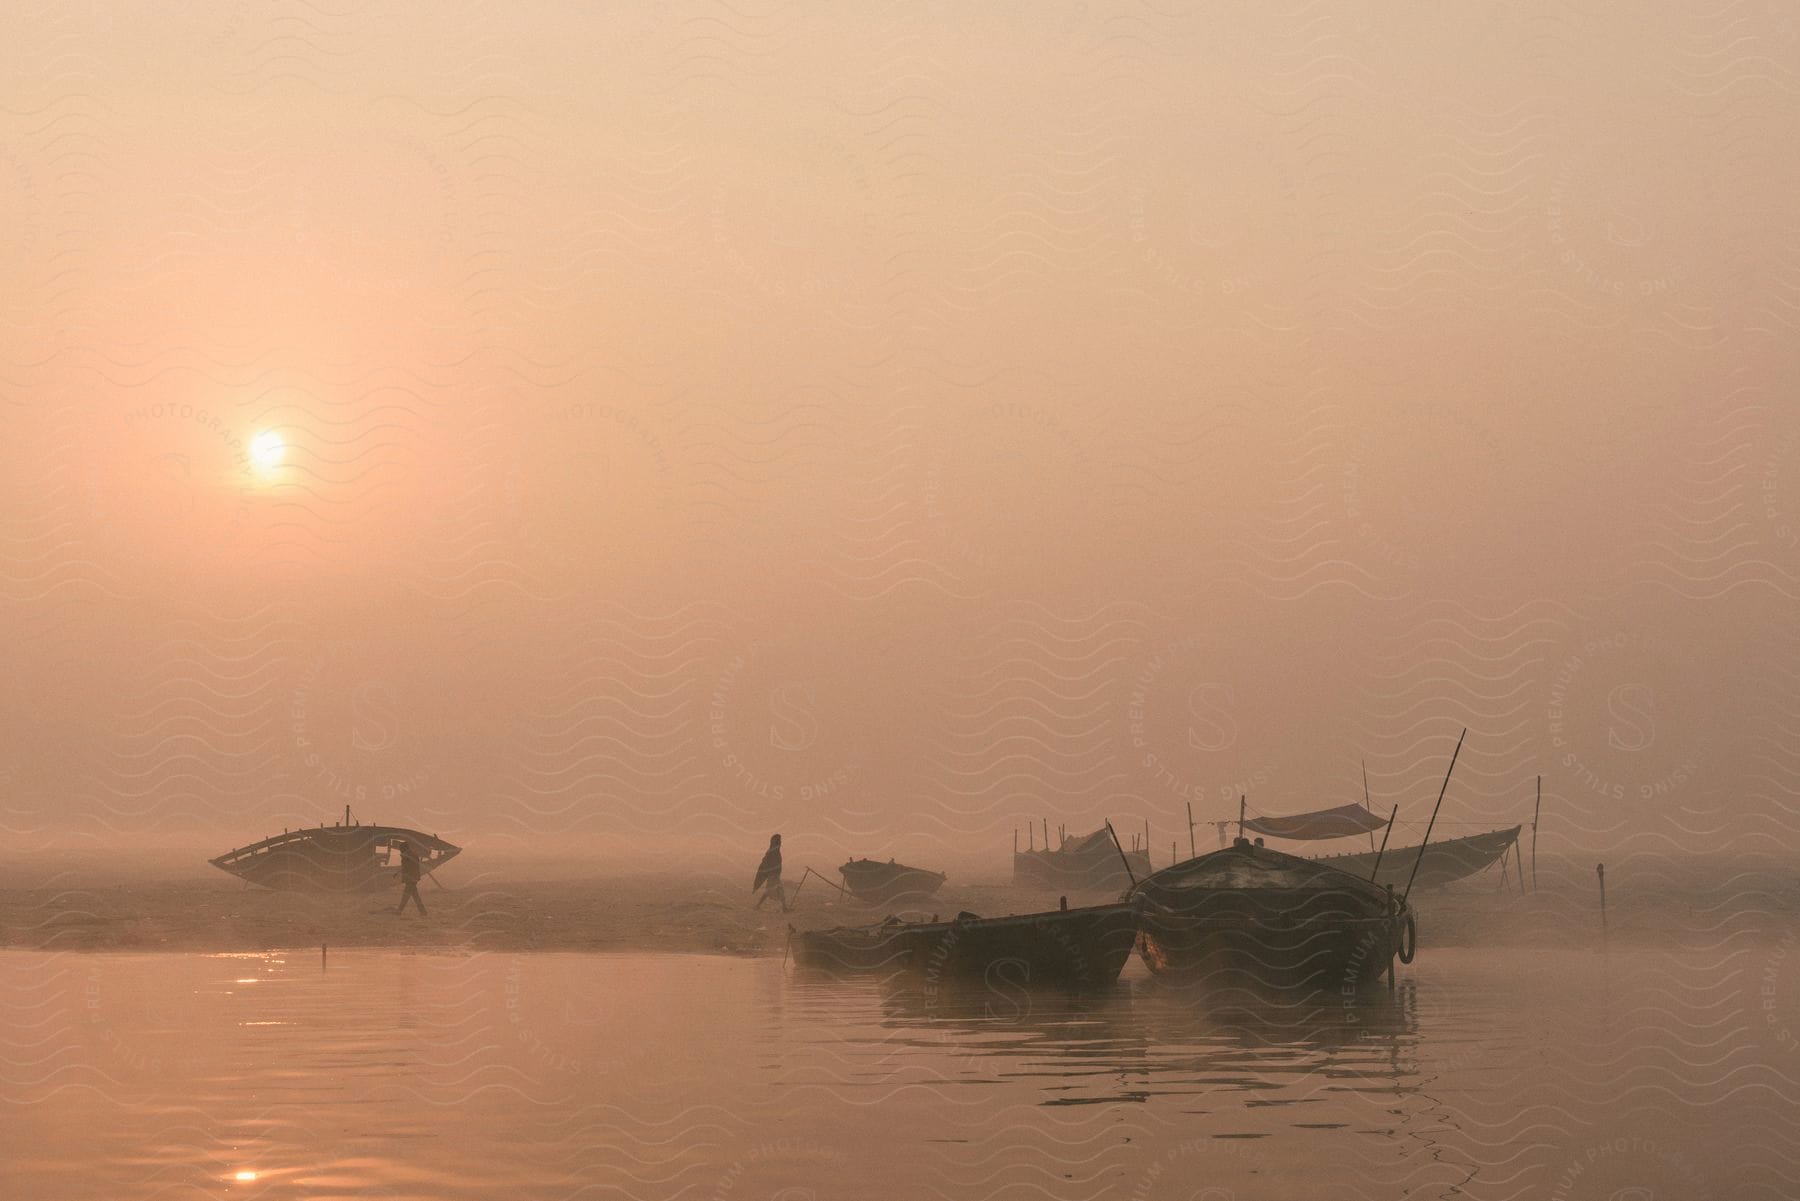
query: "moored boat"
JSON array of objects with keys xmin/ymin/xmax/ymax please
[
  {"xmin": 838, "ymin": 857, "xmax": 947, "ymax": 905},
  {"xmin": 210, "ymin": 817, "xmax": 460, "ymax": 891},
  {"xmin": 1132, "ymin": 838, "xmax": 1412, "ymax": 993},
  {"xmin": 793, "ymin": 900, "xmax": 1140, "ymax": 992},
  {"xmin": 1309, "ymin": 825, "xmax": 1520, "ymax": 889},
  {"xmin": 1014, "ymin": 826, "xmax": 1152, "ymax": 891}
]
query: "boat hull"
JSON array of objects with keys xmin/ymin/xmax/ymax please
[
  {"xmin": 1136, "ymin": 907, "xmax": 1404, "ymax": 992},
  {"xmin": 1130, "ymin": 840, "xmax": 1411, "ymax": 994},
  {"xmin": 210, "ymin": 825, "xmax": 461, "ymax": 892},
  {"xmin": 795, "ymin": 902, "xmax": 1140, "ymax": 992},
  {"xmin": 838, "ymin": 860, "xmax": 947, "ymax": 905},
  {"xmin": 1308, "ymin": 826, "xmax": 1520, "ymax": 889}
]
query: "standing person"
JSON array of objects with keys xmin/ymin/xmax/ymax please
[
  {"xmin": 395, "ymin": 838, "xmax": 427, "ymax": 917},
  {"xmin": 752, "ymin": 833, "xmax": 789, "ymax": 912}
]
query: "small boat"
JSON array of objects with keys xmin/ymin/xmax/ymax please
[
  {"xmin": 1132, "ymin": 838, "xmax": 1412, "ymax": 993},
  {"xmin": 838, "ymin": 857, "xmax": 947, "ymax": 905},
  {"xmin": 1309, "ymin": 825, "xmax": 1521, "ymax": 889},
  {"xmin": 1014, "ymin": 826, "xmax": 1152, "ymax": 891},
  {"xmin": 793, "ymin": 900, "xmax": 1141, "ymax": 992},
  {"xmin": 210, "ymin": 815, "xmax": 460, "ymax": 892}
]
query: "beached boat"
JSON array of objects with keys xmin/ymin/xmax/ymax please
[
  {"xmin": 1132, "ymin": 839, "xmax": 1412, "ymax": 993},
  {"xmin": 1014, "ymin": 826, "xmax": 1152, "ymax": 891},
  {"xmin": 793, "ymin": 901, "xmax": 1140, "ymax": 991},
  {"xmin": 210, "ymin": 818, "xmax": 461, "ymax": 891},
  {"xmin": 838, "ymin": 857, "xmax": 947, "ymax": 905}
]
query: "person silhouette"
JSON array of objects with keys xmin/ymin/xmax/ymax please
[
  {"xmin": 752, "ymin": 834, "xmax": 790, "ymax": 912},
  {"xmin": 395, "ymin": 839, "xmax": 427, "ymax": 916}
]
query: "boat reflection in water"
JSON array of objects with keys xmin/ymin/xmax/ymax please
[
  {"xmin": 791, "ymin": 900, "xmax": 1141, "ymax": 993},
  {"xmin": 784, "ymin": 965, "xmax": 1420, "ymax": 1108}
]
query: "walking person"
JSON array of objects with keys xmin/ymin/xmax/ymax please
[
  {"xmin": 395, "ymin": 838, "xmax": 427, "ymax": 916},
  {"xmin": 752, "ymin": 833, "xmax": 790, "ymax": 912}
]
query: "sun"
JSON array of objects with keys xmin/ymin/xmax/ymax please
[{"xmin": 249, "ymin": 430, "xmax": 286, "ymax": 471}]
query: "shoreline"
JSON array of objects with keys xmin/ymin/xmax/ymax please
[{"xmin": 2, "ymin": 869, "xmax": 1792, "ymax": 957}]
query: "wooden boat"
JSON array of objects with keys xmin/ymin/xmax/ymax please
[
  {"xmin": 838, "ymin": 857, "xmax": 947, "ymax": 905},
  {"xmin": 210, "ymin": 818, "xmax": 460, "ymax": 891},
  {"xmin": 1132, "ymin": 839, "xmax": 1412, "ymax": 993},
  {"xmin": 1232, "ymin": 796, "xmax": 1523, "ymax": 890},
  {"xmin": 1309, "ymin": 825, "xmax": 1520, "ymax": 889},
  {"xmin": 793, "ymin": 901, "xmax": 1140, "ymax": 992},
  {"xmin": 1014, "ymin": 826, "xmax": 1151, "ymax": 891}
]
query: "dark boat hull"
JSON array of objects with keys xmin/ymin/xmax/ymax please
[
  {"xmin": 838, "ymin": 859, "xmax": 947, "ymax": 905},
  {"xmin": 1308, "ymin": 826, "xmax": 1520, "ymax": 889},
  {"xmin": 795, "ymin": 902, "xmax": 1140, "ymax": 992},
  {"xmin": 1137, "ymin": 906, "xmax": 1405, "ymax": 992},
  {"xmin": 210, "ymin": 825, "xmax": 461, "ymax": 892},
  {"xmin": 1130, "ymin": 840, "xmax": 1411, "ymax": 994}
]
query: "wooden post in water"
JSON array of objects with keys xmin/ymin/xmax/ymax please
[
  {"xmin": 1172, "ymin": 840, "xmax": 1177, "ymax": 866},
  {"xmin": 1596, "ymin": 862, "xmax": 1608, "ymax": 949},
  {"xmin": 1013, "ymin": 829, "xmax": 1018, "ymax": 854},
  {"xmin": 1532, "ymin": 776, "xmax": 1541, "ymax": 894},
  {"xmin": 1043, "ymin": 817, "xmax": 1050, "ymax": 849},
  {"xmin": 1186, "ymin": 801, "xmax": 1196, "ymax": 860},
  {"xmin": 1238, "ymin": 795, "xmax": 1246, "ymax": 841}
]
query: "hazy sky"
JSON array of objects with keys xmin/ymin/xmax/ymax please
[{"xmin": 2, "ymin": 2, "xmax": 1797, "ymax": 872}]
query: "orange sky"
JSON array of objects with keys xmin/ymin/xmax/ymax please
[{"xmin": 1, "ymin": 2, "xmax": 1797, "ymax": 870}]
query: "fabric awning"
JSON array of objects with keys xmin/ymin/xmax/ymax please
[{"xmin": 1241, "ymin": 803, "xmax": 1389, "ymax": 840}]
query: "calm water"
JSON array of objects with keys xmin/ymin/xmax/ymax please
[{"xmin": 2, "ymin": 943, "xmax": 1793, "ymax": 1199}]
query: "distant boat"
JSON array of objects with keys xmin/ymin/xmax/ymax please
[
  {"xmin": 210, "ymin": 816, "xmax": 460, "ymax": 892},
  {"xmin": 793, "ymin": 901, "xmax": 1140, "ymax": 991},
  {"xmin": 1133, "ymin": 838, "xmax": 1412, "ymax": 992},
  {"xmin": 1237, "ymin": 800, "xmax": 1521, "ymax": 889},
  {"xmin": 838, "ymin": 857, "xmax": 947, "ymax": 905},
  {"xmin": 1014, "ymin": 826, "xmax": 1151, "ymax": 891}
]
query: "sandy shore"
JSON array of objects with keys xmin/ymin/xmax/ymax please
[{"xmin": 2, "ymin": 858, "xmax": 1793, "ymax": 956}]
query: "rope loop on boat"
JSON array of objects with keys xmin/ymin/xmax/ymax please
[{"xmin": 1397, "ymin": 911, "xmax": 1417, "ymax": 964}]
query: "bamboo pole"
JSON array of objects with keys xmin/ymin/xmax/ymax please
[
  {"xmin": 1363, "ymin": 760, "xmax": 1376, "ymax": 852},
  {"xmin": 1103, "ymin": 819, "xmax": 1139, "ymax": 889},
  {"xmin": 1401, "ymin": 727, "xmax": 1467, "ymax": 908},
  {"xmin": 1238, "ymin": 795, "xmax": 1246, "ymax": 841},
  {"xmin": 1186, "ymin": 801, "xmax": 1196, "ymax": 859},
  {"xmin": 1531, "ymin": 776, "xmax": 1541, "ymax": 894},
  {"xmin": 1369, "ymin": 805, "xmax": 1398, "ymax": 882}
]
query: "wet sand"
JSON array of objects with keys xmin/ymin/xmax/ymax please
[{"xmin": 1, "ymin": 855, "xmax": 1792, "ymax": 956}]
